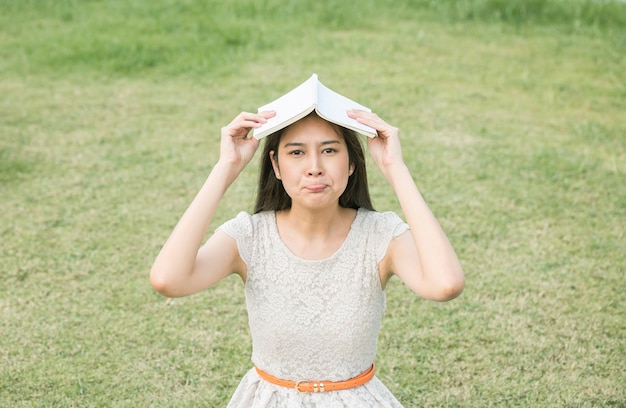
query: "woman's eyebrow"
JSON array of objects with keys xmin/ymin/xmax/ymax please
[{"xmin": 282, "ymin": 140, "xmax": 341, "ymax": 148}]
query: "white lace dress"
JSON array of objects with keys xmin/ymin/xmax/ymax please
[{"xmin": 218, "ymin": 208, "xmax": 409, "ymax": 408}]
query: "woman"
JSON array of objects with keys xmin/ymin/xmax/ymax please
[{"xmin": 151, "ymin": 109, "xmax": 464, "ymax": 407}]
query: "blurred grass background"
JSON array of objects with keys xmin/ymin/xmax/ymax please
[{"xmin": 1, "ymin": 0, "xmax": 624, "ymax": 406}]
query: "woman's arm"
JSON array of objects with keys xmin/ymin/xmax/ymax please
[
  {"xmin": 150, "ymin": 111, "xmax": 275, "ymax": 298},
  {"xmin": 348, "ymin": 109, "xmax": 464, "ymax": 301}
]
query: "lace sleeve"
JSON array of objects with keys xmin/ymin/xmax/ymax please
[
  {"xmin": 373, "ymin": 211, "xmax": 409, "ymax": 263},
  {"xmin": 216, "ymin": 211, "xmax": 254, "ymax": 265}
]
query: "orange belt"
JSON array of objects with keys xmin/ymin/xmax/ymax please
[{"xmin": 255, "ymin": 364, "xmax": 375, "ymax": 393}]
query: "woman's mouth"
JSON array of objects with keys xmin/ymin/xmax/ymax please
[{"xmin": 305, "ymin": 184, "xmax": 327, "ymax": 192}]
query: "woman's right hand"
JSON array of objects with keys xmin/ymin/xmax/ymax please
[{"xmin": 219, "ymin": 110, "xmax": 276, "ymax": 172}]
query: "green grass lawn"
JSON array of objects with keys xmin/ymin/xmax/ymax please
[{"xmin": 1, "ymin": 0, "xmax": 625, "ymax": 406}]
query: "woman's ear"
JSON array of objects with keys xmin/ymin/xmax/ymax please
[
  {"xmin": 349, "ymin": 163, "xmax": 355, "ymax": 176},
  {"xmin": 270, "ymin": 150, "xmax": 281, "ymax": 179}
]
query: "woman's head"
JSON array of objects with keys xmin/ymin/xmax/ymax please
[{"xmin": 254, "ymin": 113, "xmax": 374, "ymax": 213}]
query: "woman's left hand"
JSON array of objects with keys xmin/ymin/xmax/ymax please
[{"xmin": 347, "ymin": 109, "xmax": 405, "ymax": 178}]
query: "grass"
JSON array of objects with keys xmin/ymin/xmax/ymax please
[{"xmin": 1, "ymin": 0, "xmax": 625, "ymax": 406}]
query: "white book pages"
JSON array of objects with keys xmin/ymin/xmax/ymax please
[{"xmin": 253, "ymin": 74, "xmax": 376, "ymax": 139}]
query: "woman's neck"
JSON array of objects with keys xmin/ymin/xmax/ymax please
[
  {"xmin": 275, "ymin": 206, "xmax": 358, "ymax": 260},
  {"xmin": 278, "ymin": 205, "xmax": 353, "ymax": 236}
]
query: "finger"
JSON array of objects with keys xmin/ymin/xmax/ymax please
[
  {"xmin": 347, "ymin": 109, "xmax": 384, "ymax": 126},
  {"xmin": 348, "ymin": 110, "xmax": 397, "ymax": 138},
  {"xmin": 258, "ymin": 110, "xmax": 276, "ymax": 119},
  {"xmin": 224, "ymin": 113, "xmax": 271, "ymax": 136},
  {"xmin": 347, "ymin": 109, "xmax": 375, "ymax": 121},
  {"xmin": 235, "ymin": 112, "xmax": 268, "ymax": 125}
]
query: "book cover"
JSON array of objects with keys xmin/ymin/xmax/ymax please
[{"xmin": 252, "ymin": 74, "xmax": 377, "ymax": 139}]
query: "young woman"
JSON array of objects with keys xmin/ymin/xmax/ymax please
[{"xmin": 151, "ymin": 109, "xmax": 464, "ymax": 407}]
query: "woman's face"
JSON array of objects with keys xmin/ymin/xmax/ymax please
[{"xmin": 270, "ymin": 115, "xmax": 354, "ymax": 210}]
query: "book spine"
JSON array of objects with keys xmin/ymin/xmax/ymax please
[{"xmin": 313, "ymin": 73, "xmax": 319, "ymax": 106}]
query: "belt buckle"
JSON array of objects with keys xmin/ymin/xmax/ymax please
[{"xmin": 294, "ymin": 381, "xmax": 325, "ymax": 393}]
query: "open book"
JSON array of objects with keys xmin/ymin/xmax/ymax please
[{"xmin": 252, "ymin": 74, "xmax": 377, "ymax": 140}]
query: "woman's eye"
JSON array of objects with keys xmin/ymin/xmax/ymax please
[
  {"xmin": 322, "ymin": 148, "xmax": 336, "ymax": 154},
  {"xmin": 289, "ymin": 150, "xmax": 303, "ymax": 156}
]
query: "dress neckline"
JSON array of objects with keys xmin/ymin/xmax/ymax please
[{"xmin": 270, "ymin": 208, "xmax": 363, "ymax": 263}]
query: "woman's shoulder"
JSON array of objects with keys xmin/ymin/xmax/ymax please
[
  {"xmin": 356, "ymin": 209, "xmax": 409, "ymax": 262},
  {"xmin": 358, "ymin": 208, "xmax": 407, "ymax": 231},
  {"xmin": 217, "ymin": 211, "xmax": 274, "ymax": 238}
]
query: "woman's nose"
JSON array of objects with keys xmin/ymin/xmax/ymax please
[{"xmin": 306, "ymin": 155, "xmax": 323, "ymax": 176}]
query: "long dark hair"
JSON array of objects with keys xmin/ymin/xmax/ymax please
[{"xmin": 254, "ymin": 114, "xmax": 374, "ymax": 213}]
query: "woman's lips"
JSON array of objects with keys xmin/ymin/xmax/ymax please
[{"xmin": 305, "ymin": 184, "xmax": 327, "ymax": 192}]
